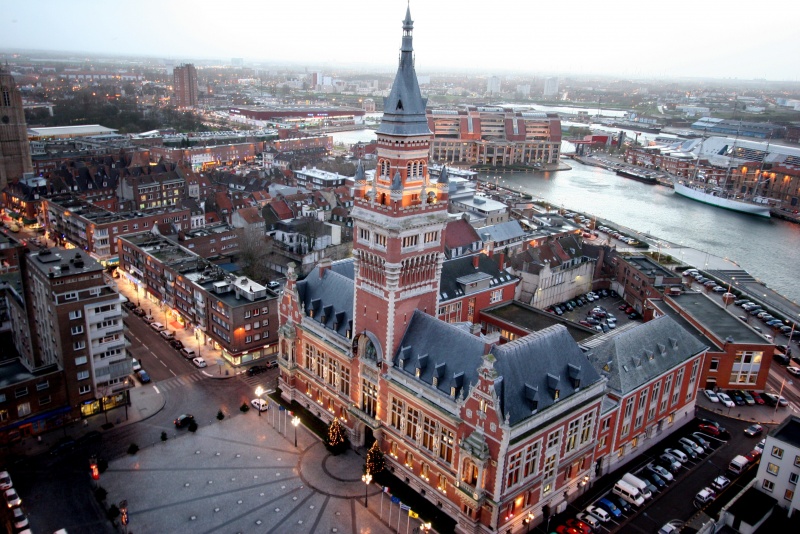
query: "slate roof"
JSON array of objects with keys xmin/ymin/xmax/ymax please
[
  {"xmin": 492, "ymin": 324, "xmax": 603, "ymax": 425},
  {"xmin": 584, "ymin": 315, "xmax": 708, "ymax": 395},
  {"xmin": 439, "ymin": 253, "xmax": 516, "ymax": 303},
  {"xmin": 375, "ymin": 7, "xmax": 430, "ymax": 138},
  {"xmin": 479, "ymin": 220, "xmax": 527, "ymax": 244},
  {"xmin": 393, "ymin": 318, "xmax": 602, "ymax": 426},
  {"xmin": 296, "ymin": 259, "xmax": 355, "ymax": 338},
  {"xmin": 393, "ymin": 310, "xmax": 488, "ymax": 399}
]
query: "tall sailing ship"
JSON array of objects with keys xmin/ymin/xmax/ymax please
[{"xmin": 672, "ymin": 135, "xmax": 772, "ymax": 218}]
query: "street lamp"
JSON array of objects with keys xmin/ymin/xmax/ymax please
[
  {"xmin": 523, "ymin": 512, "xmax": 534, "ymax": 533},
  {"xmin": 255, "ymin": 386, "xmax": 264, "ymax": 417},
  {"xmin": 292, "ymin": 416, "xmax": 300, "ymax": 447},
  {"xmin": 774, "ymin": 377, "xmax": 793, "ymax": 420},
  {"xmin": 362, "ymin": 471, "xmax": 372, "ymax": 508}
]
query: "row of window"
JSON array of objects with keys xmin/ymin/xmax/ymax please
[{"xmin": 0, "ymin": 381, "xmax": 50, "ymax": 403}]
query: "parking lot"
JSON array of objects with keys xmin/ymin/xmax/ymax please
[
  {"xmin": 545, "ymin": 290, "xmax": 642, "ymax": 334},
  {"xmin": 540, "ymin": 413, "xmax": 760, "ymax": 534}
]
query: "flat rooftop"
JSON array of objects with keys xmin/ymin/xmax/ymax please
[
  {"xmin": 482, "ymin": 302, "xmax": 596, "ymax": 343},
  {"xmin": 772, "ymin": 415, "xmax": 800, "ymax": 449},
  {"xmin": 626, "ymin": 255, "xmax": 678, "ymax": 280},
  {"xmin": 28, "ymin": 247, "xmax": 104, "ymax": 279},
  {"xmin": 657, "ymin": 292, "xmax": 766, "ymax": 345}
]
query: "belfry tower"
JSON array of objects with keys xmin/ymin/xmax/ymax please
[
  {"xmin": 0, "ymin": 65, "xmax": 33, "ymax": 190},
  {"xmin": 351, "ymin": 7, "xmax": 450, "ymax": 365}
]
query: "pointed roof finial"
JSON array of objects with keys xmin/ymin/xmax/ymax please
[
  {"xmin": 404, "ymin": 3, "xmax": 413, "ymax": 29},
  {"xmin": 438, "ymin": 165, "xmax": 449, "ymax": 185},
  {"xmin": 354, "ymin": 159, "xmax": 365, "ymax": 180},
  {"xmin": 391, "ymin": 170, "xmax": 403, "ymax": 191}
]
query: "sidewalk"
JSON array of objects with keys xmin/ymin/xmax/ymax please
[
  {"xmin": 113, "ymin": 274, "xmax": 242, "ymax": 379},
  {"xmin": 695, "ymin": 391, "xmax": 791, "ymax": 426},
  {"xmin": 3, "ymin": 380, "xmax": 166, "ymax": 459}
]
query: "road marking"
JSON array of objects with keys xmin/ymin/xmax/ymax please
[{"xmin": 153, "ymin": 385, "xmax": 160, "ymax": 394}]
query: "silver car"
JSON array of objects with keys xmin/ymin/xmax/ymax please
[{"xmin": 678, "ymin": 437, "xmax": 704, "ymax": 455}]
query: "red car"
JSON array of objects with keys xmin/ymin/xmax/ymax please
[
  {"xmin": 579, "ymin": 320, "xmax": 592, "ymax": 327},
  {"xmin": 749, "ymin": 391, "xmax": 765, "ymax": 405},
  {"xmin": 698, "ymin": 418, "xmax": 725, "ymax": 436},
  {"xmin": 618, "ymin": 304, "xmax": 628, "ymax": 311},
  {"xmin": 555, "ymin": 526, "xmax": 580, "ymax": 534},
  {"xmin": 625, "ymin": 306, "xmax": 635, "ymax": 314},
  {"xmin": 565, "ymin": 518, "xmax": 592, "ymax": 534}
]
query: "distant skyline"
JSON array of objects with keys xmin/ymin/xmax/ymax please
[{"xmin": 1, "ymin": 0, "xmax": 797, "ymax": 81}]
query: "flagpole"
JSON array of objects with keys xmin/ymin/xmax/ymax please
[
  {"xmin": 397, "ymin": 502, "xmax": 401, "ymax": 532},
  {"xmin": 406, "ymin": 512, "xmax": 410, "ymax": 534},
  {"xmin": 380, "ymin": 489, "xmax": 385, "ymax": 518},
  {"xmin": 388, "ymin": 498, "xmax": 392, "ymax": 527}
]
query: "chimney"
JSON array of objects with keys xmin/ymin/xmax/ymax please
[
  {"xmin": 318, "ymin": 257, "xmax": 333, "ymax": 277},
  {"xmin": 496, "ymin": 251, "xmax": 506, "ymax": 270},
  {"xmin": 472, "ymin": 255, "xmax": 480, "ymax": 269}
]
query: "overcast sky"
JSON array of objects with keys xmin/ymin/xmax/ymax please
[{"xmin": 1, "ymin": 0, "xmax": 796, "ymax": 81}]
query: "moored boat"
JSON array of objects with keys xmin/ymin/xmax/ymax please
[
  {"xmin": 673, "ymin": 180, "xmax": 771, "ymax": 218},
  {"xmin": 615, "ymin": 168, "xmax": 657, "ymax": 185}
]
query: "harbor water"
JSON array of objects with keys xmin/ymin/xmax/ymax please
[
  {"xmin": 331, "ymin": 129, "xmax": 800, "ymax": 305},
  {"xmin": 488, "ymin": 163, "xmax": 800, "ymax": 305}
]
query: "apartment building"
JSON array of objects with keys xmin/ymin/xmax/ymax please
[
  {"xmin": 427, "ymin": 106, "xmax": 562, "ymax": 169},
  {"xmin": 754, "ymin": 415, "xmax": 800, "ymax": 516}
]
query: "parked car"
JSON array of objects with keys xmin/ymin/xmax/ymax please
[
  {"xmin": 762, "ymin": 392, "xmax": 778, "ymax": 406},
  {"xmin": 711, "ymin": 475, "xmax": 731, "ymax": 492},
  {"xmin": 664, "ymin": 448, "xmax": 689, "ymax": 463},
  {"xmin": 159, "ymin": 330, "xmax": 175, "ymax": 341},
  {"xmin": 658, "ymin": 453, "xmax": 681, "ymax": 472},
  {"xmin": 565, "ymin": 518, "xmax": 593, "ymax": 534},
  {"xmin": 133, "ymin": 308, "xmax": 147, "ymax": 317},
  {"xmin": 703, "ymin": 390, "xmax": 719, "ymax": 403},
  {"xmin": 716, "ymin": 392, "xmax": 735, "ymax": 408},
  {"xmin": 749, "ymin": 391, "xmax": 765, "ymax": 405},
  {"xmin": 131, "ymin": 358, "xmax": 142, "ymax": 372},
  {"xmin": 11, "ymin": 506, "xmax": 28, "ymax": 529},
  {"xmin": 174, "ymin": 414, "xmax": 195, "ymax": 428},
  {"xmin": 595, "ymin": 497, "xmax": 622, "ymax": 519},
  {"xmin": 697, "ymin": 419, "xmax": 726, "ymax": 436},
  {"xmin": 646, "ymin": 463, "xmax": 674, "ymax": 482},
  {"xmin": 694, "ymin": 487, "xmax": 716, "ymax": 507},
  {"xmin": 192, "ymin": 357, "xmax": 207, "ymax": 368},
  {"xmin": 4, "ymin": 487, "xmax": 21, "ymax": 508},
  {"xmin": 690, "ymin": 433, "xmax": 712, "ymax": 449},
  {"xmin": 136, "ymin": 369, "xmax": 151, "ymax": 384},
  {"xmin": 678, "ymin": 437, "xmax": 704, "ymax": 455},
  {"xmin": 149, "ymin": 321, "xmax": 166, "ymax": 332},
  {"xmin": 609, "ymin": 494, "xmax": 632, "ymax": 513},
  {"xmin": 787, "ymin": 366, "xmax": 800, "ymax": 377},
  {"xmin": 575, "ymin": 513, "xmax": 601, "ymax": 531},
  {"xmin": 641, "ymin": 471, "xmax": 666, "ymax": 489},
  {"xmin": 583, "ymin": 505, "xmax": 610, "ymax": 522},
  {"xmin": 265, "ymin": 360, "xmax": 278, "ymax": 369},
  {"xmin": 0, "ymin": 471, "xmax": 12, "ymax": 491},
  {"xmin": 678, "ymin": 443, "xmax": 699, "ymax": 460},
  {"xmin": 169, "ymin": 339, "xmax": 184, "ymax": 350},
  {"xmin": 727, "ymin": 390, "xmax": 745, "ymax": 406},
  {"xmin": 179, "ymin": 348, "xmax": 196, "ymax": 359},
  {"xmin": 740, "ymin": 391, "xmax": 755, "ymax": 405}
]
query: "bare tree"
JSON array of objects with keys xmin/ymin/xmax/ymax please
[
  {"xmin": 296, "ymin": 217, "xmax": 328, "ymax": 253},
  {"xmin": 237, "ymin": 226, "xmax": 273, "ymax": 283}
]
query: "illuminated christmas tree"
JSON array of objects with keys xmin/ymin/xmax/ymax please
[
  {"xmin": 327, "ymin": 418, "xmax": 346, "ymax": 454},
  {"xmin": 366, "ymin": 441, "xmax": 385, "ymax": 475}
]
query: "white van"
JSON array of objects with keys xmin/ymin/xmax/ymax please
[
  {"xmin": 622, "ymin": 473, "xmax": 653, "ymax": 500},
  {"xmin": 613, "ymin": 480, "xmax": 645, "ymax": 506},
  {"xmin": 728, "ymin": 455, "xmax": 749, "ymax": 476}
]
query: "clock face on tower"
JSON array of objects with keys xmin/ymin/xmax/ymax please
[{"xmin": 1, "ymin": 115, "xmax": 9, "ymax": 124}]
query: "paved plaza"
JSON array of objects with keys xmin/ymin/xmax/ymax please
[{"xmin": 100, "ymin": 411, "xmax": 409, "ymax": 534}]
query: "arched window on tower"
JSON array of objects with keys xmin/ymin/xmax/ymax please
[
  {"xmin": 407, "ymin": 162, "xmax": 413, "ymax": 180},
  {"xmin": 1, "ymin": 88, "xmax": 11, "ymax": 108}
]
